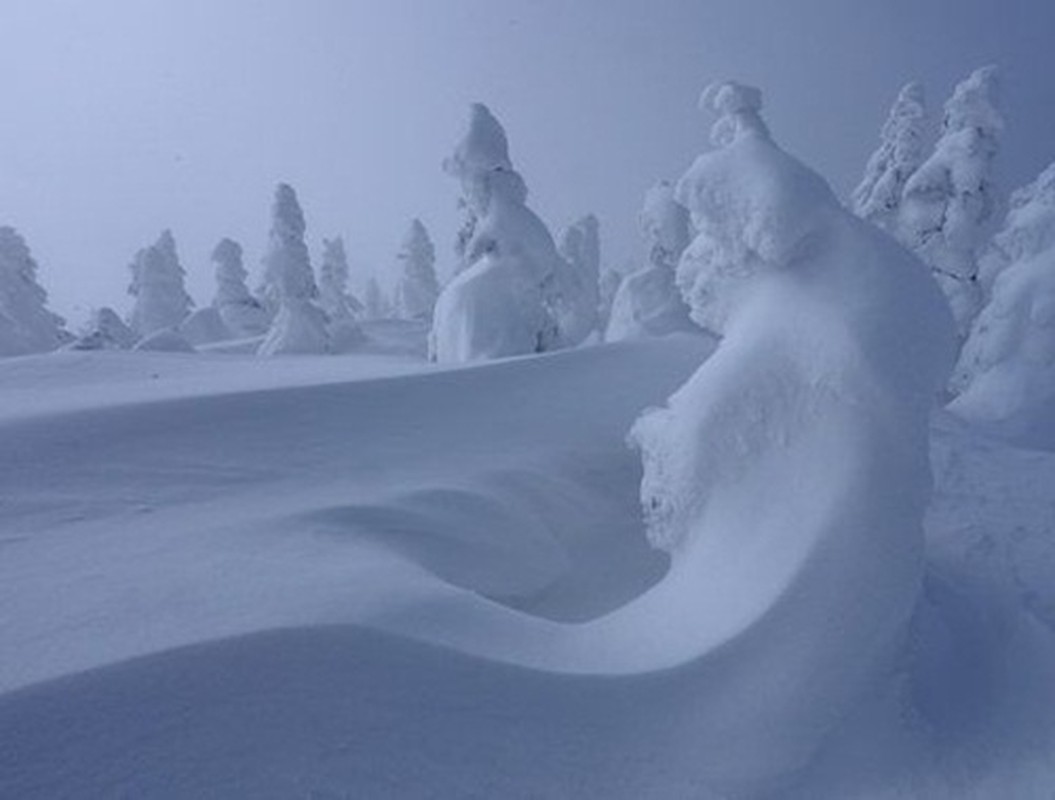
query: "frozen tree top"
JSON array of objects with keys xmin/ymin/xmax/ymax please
[
  {"xmin": 944, "ymin": 65, "xmax": 1002, "ymax": 137},
  {"xmin": 700, "ymin": 80, "xmax": 770, "ymax": 146},
  {"xmin": 444, "ymin": 103, "xmax": 514, "ymax": 180}
]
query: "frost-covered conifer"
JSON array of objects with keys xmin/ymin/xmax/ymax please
[
  {"xmin": 555, "ymin": 214, "xmax": 601, "ymax": 343},
  {"xmin": 852, "ymin": 82, "xmax": 927, "ymax": 230},
  {"xmin": 0, "ymin": 226, "xmax": 67, "ymax": 355},
  {"xmin": 952, "ymin": 161, "xmax": 1055, "ymax": 407},
  {"xmin": 211, "ymin": 238, "xmax": 270, "ymax": 337},
  {"xmin": 128, "ymin": 230, "xmax": 193, "ymax": 338},
  {"xmin": 606, "ymin": 181, "xmax": 695, "ymax": 341},
  {"xmin": 394, "ymin": 219, "xmax": 440, "ymax": 321},
  {"xmin": 258, "ymin": 184, "xmax": 330, "ymax": 356},
  {"xmin": 430, "ymin": 103, "xmax": 564, "ymax": 362},
  {"xmin": 317, "ymin": 237, "xmax": 364, "ymax": 351},
  {"xmin": 899, "ymin": 66, "xmax": 1003, "ymax": 336}
]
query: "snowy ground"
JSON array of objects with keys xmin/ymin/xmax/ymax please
[{"xmin": 2, "ymin": 335, "xmax": 1054, "ymax": 798}]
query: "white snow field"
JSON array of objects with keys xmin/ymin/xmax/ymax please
[{"xmin": 1, "ymin": 336, "xmax": 1054, "ymax": 799}]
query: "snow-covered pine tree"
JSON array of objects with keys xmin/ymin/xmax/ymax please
[
  {"xmin": 0, "ymin": 226, "xmax": 67, "ymax": 355},
  {"xmin": 953, "ymin": 161, "xmax": 1055, "ymax": 399},
  {"xmin": 852, "ymin": 82, "xmax": 928, "ymax": 231},
  {"xmin": 317, "ymin": 236, "xmax": 364, "ymax": 351},
  {"xmin": 128, "ymin": 229, "xmax": 193, "ymax": 339},
  {"xmin": 606, "ymin": 181, "xmax": 695, "ymax": 341},
  {"xmin": 394, "ymin": 219, "xmax": 440, "ymax": 321},
  {"xmin": 899, "ymin": 66, "xmax": 1003, "ymax": 337},
  {"xmin": 555, "ymin": 214, "xmax": 601, "ymax": 343},
  {"xmin": 430, "ymin": 103, "xmax": 564, "ymax": 362},
  {"xmin": 211, "ymin": 238, "xmax": 270, "ymax": 337},
  {"xmin": 258, "ymin": 184, "xmax": 331, "ymax": 356}
]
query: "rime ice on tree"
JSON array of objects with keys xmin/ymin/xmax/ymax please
[
  {"xmin": 317, "ymin": 237, "xmax": 364, "ymax": 351},
  {"xmin": 128, "ymin": 230, "xmax": 193, "ymax": 339},
  {"xmin": 852, "ymin": 82, "xmax": 928, "ymax": 231},
  {"xmin": 429, "ymin": 103, "xmax": 565, "ymax": 362},
  {"xmin": 0, "ymin": 226, "xmax": 67, "ymax": 356},
  {"xmin": 212, "ymin": 238, "xmax": 270, "ymax": 337},
  {"xmin": 394, "ymin": 219, "xmax": 440, "ymax": 321},
  {"xmin": 899, "ymin": 66, "xmax": 1003, "ymax": 337},
  {"xmin": 554, "ymin": 214, "xmax": 602, "ymax": 344},
  {"xmin": 258, "ymin": 184, "xmax": 331, "ymax": 356},
  {"xmin": 605, "ymin": 181, "xmax": 695, "ymax": 342}
]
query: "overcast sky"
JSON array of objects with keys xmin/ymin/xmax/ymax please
[{"xmin": 3, "ymin": 0, "xmax": 1055, "ymax": 323}]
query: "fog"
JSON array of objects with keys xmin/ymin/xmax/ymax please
[{"xmin": 3, "ymin": 0, "xmax": 1054, "ymax": 323}]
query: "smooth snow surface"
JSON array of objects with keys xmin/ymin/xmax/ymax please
[{"xmin": 2, "ymin": 333, "xmax": 1055, "ymax": 797}]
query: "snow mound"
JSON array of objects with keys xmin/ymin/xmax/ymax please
[{"xmin": 133, "ymin": 328, "xmax": 196, "ymax": 353}]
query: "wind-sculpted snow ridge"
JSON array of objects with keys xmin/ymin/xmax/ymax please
[{"xmin": 376, "ymin": 82, "xmax": 958, "ymax": 793}]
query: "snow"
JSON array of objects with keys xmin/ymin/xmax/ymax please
[
  {"xmin": 133, "ymin": 328, "xmax": 196, "ymax": 353},
  {"xmin": 606, "ymin": 181, "xmax": 695, "ymax": 341},
  {"xmin": 430, "ymin": 104, "xmax": 564, "ymax": 362},
  {"xmin": 66, "ymin": 306, "xmax": 135, "ymax": 351},
  {"xmin": 179, "ymin": 306, "xmax": 232, "ymax": 346}
]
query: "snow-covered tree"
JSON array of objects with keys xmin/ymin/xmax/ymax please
[
  {"xmin": 554, "ymin": 214, "xmax": 601, "ymax": 343},
  {"xmin": 317, "ymin": 237, "xmax": 364, "ymax": 351},
  {"xmin": 899, "ymin": 66, "xmax": 1003, "ymax": 336},
  {"xmin": 394, "ymin": 219, "xmax": 440, "ymax": 321},
  {"xmin": 67, "ymin": 307, "xmax": 136, "ymax": 351},
  {"xmin": 0, "ymin": 226, "xmax": 67, "ymax": 355},
  {"xmin": 128, "ymin": 229, "xmax": 193, "ymax": 339},
  {"xmin": 211, "ymin": 238, "xmax": 270, "ymax": 337},
  {"xmin": 430, "ymin": 103, "xmax": 564, "ymax": 362},
  {"xmin": 952, "ymin": 161, "xmax": 1055, "ymax": 405},
  {"xmin": 258, "ymin": 184, "xmax": 330, "ymax": 356},
  {"xmin": 629, "ymin": 81, "xmax": 954, "ymax": 777},
  {"xmin": 976, "ymin": 162, "xmax": 1055, "ymax": 294},
  {"xmin": 852, "ymin": 82, "xmax": 928, "ymax": 231},
  {"xmin": 606, "ymin": 181, "xmax": 695, "ymax": 341}
]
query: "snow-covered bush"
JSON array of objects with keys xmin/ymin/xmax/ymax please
[
  {"xmin": 606, "ymin": 181, "xmax": 695, "ymax": 341},
  {"xmin": 597, "ymin": 267, "xmax": 623, "ymax": 329},
  {"xmin": 317, "ymin": 236, "xmax": 364, "ymax": 351},
  {"xmin": 554, "ymin": 214, "xmax": 601, "ymax": 344},
  {"xmin": 212, "ymin": 238, "xmax": 270, "ymax": 337},
  {"xmin": 430, "ymin": 104, "xmax": 564, "ymax": 362},
  {"xmin": 852, "ymin": 82, "xmax": 928, "ymax": 231},
  {"xmin": 128, "ymin": 230, "xmax": 193, "ymax": 340},
  {"xmin": 258, "ymin": 184, "xmax": 331, "ymax": 356},
  {"xmin": 899, "ymin": 66, "xmax": 1003, "ymax": 336},
  {"xmin": 394, "ymin": 219, "xmax": 440, "ymax": 321},
  {"xmin": 629, "ymin": 80, "xmax": 954, "ymax": 778},
  {"xmin": 0, "ymin": 226, "xmax": 67, "ymax": 355},
  {"xmin": 67, "ymin": 307, "xmax": 135, "ymax": 351}
]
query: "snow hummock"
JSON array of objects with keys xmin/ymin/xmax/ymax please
[
  {"xmin": 605, "ymin": 181, "xmax": 696, "ymax": 341},
  {"xmin": 430, "ymin": 104, "xmax": 563, "ymax": 362}
]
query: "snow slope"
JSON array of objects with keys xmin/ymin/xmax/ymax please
[{"xmin": 2, "ymin": 337, "xmax": 1055, "ymax": 798}]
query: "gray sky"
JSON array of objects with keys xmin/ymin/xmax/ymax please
[{"xmin": 3, "ymin": 0, "xmax": 1055, "ymax": 324}]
